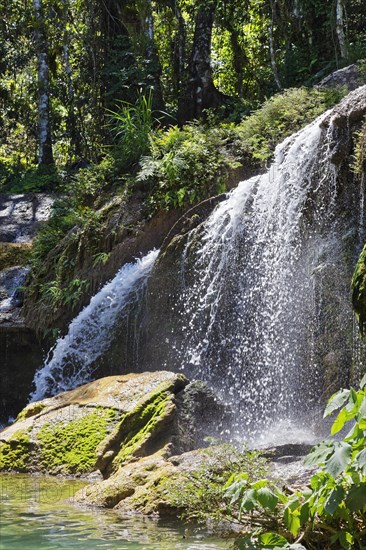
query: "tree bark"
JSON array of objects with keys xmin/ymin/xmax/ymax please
[
  {"xmin": 145, "ymin": 0, "xmax": 165, "ymax": 110},
  {"xmin": 33, "ymin": 0, "xmax": 54, "ymax": 165},
  {"xmin": 335, "ymin": 0, "xmax": 348, "ymax": 61},
  {"xmin": 269, "ymin": 0, "xmax": 282, "ymax": 90},
  {"xmin": 178, "ymin": 0, "xmax": 224, "ymax": 123}
]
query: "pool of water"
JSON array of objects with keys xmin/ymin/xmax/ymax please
[{"xmin": 0, "ymin": 474, "xmax": 230, "ymax": 550}]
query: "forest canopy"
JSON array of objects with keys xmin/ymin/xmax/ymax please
[{"xmin": 0, "ymin": 0, "xmax": 365, "ymax": 180}]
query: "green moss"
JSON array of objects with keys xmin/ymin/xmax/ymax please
[
  {"xmin": 16, "ymin": 402, "xmax": 47, "ymax": 421},
  {"xmin": 37, "ymin": 407, "xmax": 117, "ymax": 475},
  {"xmin": 352, "ymin": 244, "xmax": 366, "ymax": 335},
  {"xmin": 0, "ymin": 429, "xmax": 31, "ymax": 471},
  {"xmin": 113, "ymin": 391, "xmax": 173, "ymax": 466}
]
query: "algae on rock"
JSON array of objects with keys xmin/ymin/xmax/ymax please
[{"xmin": 0, "ymin": 371, "xmax": 222, "ymax": 479}]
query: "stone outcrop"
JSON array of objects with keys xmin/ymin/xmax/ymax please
[
  {"xmin": 0, "ymin": 371, "xmax": 224, "ymax": 477},
  {"xmin": 318, "ymin": 64, "xmax": 363, "ymax": 92}
]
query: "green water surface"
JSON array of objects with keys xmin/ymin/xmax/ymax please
[{"xmin": 0, "ymin": 474, "xmax": 229, "ymax": 550}]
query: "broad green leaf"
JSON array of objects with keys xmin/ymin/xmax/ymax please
[
  {"xmin": 324, "ymin": 485, "xmax": 345, "ymax": 514},
  {"xmin": 360, "ymin": 372, "xmax": 366, "ymax": 389},
  {"xmin": 304, "ymin": 442, "xmax": 334, "ymax": 467},
  {"xmin": 355, "ymin": 448, "xmax": 366, "ymax": 471},
  {"xmin": 299, "ymin": 501, "xmax": 310, "ymax": 524},
  {"xmin": 259, "ymin": 532, "xmax": 289, "ymax": 547},
  {"xmin": 256, "ymin": 487, "xmax": 279, "ymax": 512},
  {"xmin": 345, "ymin": 483, "xmax": 366, "ymax": 512},
  {"xmin": 251, "ymin": 479, "xmax": 269, "ymax": 489},
  {"xmin": 324, "ymin": 389, "xmax": 350, "ymax": 417},
  {"xmin": 239, "ymin": 489, "xmax": 258, "ymax": 512},
  {"xmin": 331, "ymin": 407, "xmax": 348, "ymax": 435},
  {"xmin": 325, "ymin": 442, "xmax": 352, "ymax": 477},
  {"xmin": 284, "ymin": 502, "xmax": 301, "ymax": 537}
]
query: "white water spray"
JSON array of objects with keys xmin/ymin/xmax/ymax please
[
  {"xmin": 172, "ymin": 109, "xmax": 354, "ymax": 437},
  {"xmin": 31, "ymin": 249, "xmax": 159, "ymax": 401}
]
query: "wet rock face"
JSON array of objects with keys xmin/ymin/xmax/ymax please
[
  {"xmin": 0, "ymin": 194, "xmax": 53, "ymax": 243},
  {"xmin": 0, "ymin": 371, "xmax": 225, "ymax": 476},
  {"xmin": 0, "ymin": 327, "xmax": 43, "ymax": 425}
]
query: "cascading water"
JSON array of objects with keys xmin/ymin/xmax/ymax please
[
  {"xmin": 176, "ymin": 116, "xmax": 334, "ymax": 437},
  {"xmin": 28, "ymin": 87, "xmax": 366, "ymax": 444},
  {"xmin": 142, "ymin": 100, "xmax": 365, "ymax": 442},
  {"xmin": 30, "ymin": 249, "xmax": 159, "ymax": 401}
]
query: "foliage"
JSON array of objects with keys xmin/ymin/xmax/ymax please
[
  {"xmin": 225, "ymin": 374, "xmax": 366, "ymax": 549},
  {"xmin": 1, "ymin": 0, "xmax": 365, "ymax": 176},
  {"xmin": 165, "ymin": 444, "xmax": 268, "ymax": 525},
  {"xmin": 138, "ymin": 122, "xmax": 237, "ymax": 210},
  {"xmin": 40, "ymin": 277, "xmax": 90, "ymax": 311},
  {"xmin": 233, "ymin": 87, "xmax": 347, "ymax": 163},
  {"xmin": 108, "ymin": 91, "xmax": 155, "ymax": 170}
]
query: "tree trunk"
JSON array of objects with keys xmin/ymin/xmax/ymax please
[
  {"xmin": 33, "ymin": 0, "xmax": 54, "ymax": 165},
  {"xmin": 269, "ymin": 0, "xmax": 282, "ymax": 90},
  {"xmin": 178, "ymin": 0, "xmax": 223, "ymax": 123},
  {"xmin": 335, "ymin": 0, "xmax": 348, "ymax": 62},
  {"xmin": 145, "ymin": 0, "xmax": 165, "ymax": 110}
]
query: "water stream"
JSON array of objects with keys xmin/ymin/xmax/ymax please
[{"xmin": 31, "ymin": 250, "xmax": 159, "ymax": 401}]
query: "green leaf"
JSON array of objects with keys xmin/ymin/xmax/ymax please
[
  {"xmin": 299, "ymin": 501, "xmax": 310, "ymax": 525},
  {"xmin": 251, "ymin": 479, "xmax": 269, "ymax": 489},
  {"xmin": 239, "ymin": 489, "xmax": 258, "ymax": 512},
  {"xmin": 256, "ymin": 487, "xmax": 279, "ymax": 512},
  {"xmin": 304, "ymin": 442, "xmax": 334, "ymax": 467},
  {"xmin": 284, "ymin": 502, "xmax": 301, "ymax": 537},
  {"xmin": 324, "ymin": 485, "xmax": 345, "ymax": 514},
  {"xmin": 339, "ymin": 531, "xmax": 354, "ymax": 550},
  {"xmin": 346, "ymin": 483, "xmax": 366, "ymax": 512},
  {"xmin": 324, "ymin": 389, "xmax": 350, "ymax": 417},
  {"xmin": 356, "ymin": 448, "xmax": 366, "ymax": 473},
  {"xmin": 331, "ymin": 407, "xmax": 348, "ymax": 435},
  {"xmin": 325, "ymin": 442, "xmax": 352, "ymax": 477},
  {"xmin": 359, "ymin": 395, "xmax": 366, "ymax": 417},
  {"xmin": 360, "ymin": 372, "xmax": 366, "ymax": 389},
  {"xmin": 259, "ymin": 532, "xmax": 289, "ymax": 547}
]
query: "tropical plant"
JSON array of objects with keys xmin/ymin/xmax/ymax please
[{"xmin": 225, "ymin": 374, "xmax": 366, "ymax": 549}]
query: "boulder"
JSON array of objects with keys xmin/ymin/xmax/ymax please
[
  {"xmin": 0, "ymin": 371, "xmax": 225, "ymax": 477},
  {"xmin": 318, "ymin": 64, "xmax": 363, "ymax": 92}
]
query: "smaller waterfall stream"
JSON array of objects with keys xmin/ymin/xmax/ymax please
[{"xmin": 31, "ymin": 250, "xmax": 159, "ymax": 401}]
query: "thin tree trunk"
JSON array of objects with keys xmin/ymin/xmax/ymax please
[
  {"xmin": 63, "ymin": 43, "xmax": 82, "ymax": 159},
  {"xmin": 269, "ymin": 0, "xmax": 282, "ymax": 90},
  {"xmin": 145, "ymin": 0, "xmax": 164, "ymax": 110},
  {"xmin": 174, "ymin": 3, "xmax": 186, "ymax": 94},
  {"xmin": 33, "ymin": 0, "xmax": 54, "ymax": 165},
  {"xmin": 335, "ymin": 0, "xmax": 348, "ymax": 61}
]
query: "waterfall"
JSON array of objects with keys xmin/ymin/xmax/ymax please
[
  {"xmin": 151, "ymin": 107, "xmax": 362, "ymax": 441},
  {"xmin": 30, "ymin": 249, "xmax": 159, "ymax": 401}
]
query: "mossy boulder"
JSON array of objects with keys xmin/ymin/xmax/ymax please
[
  {"xmin": 0, "ymin": 371, "xmax": 224, "ymax": 477},
  {"xmin": 73, "ymin": 444, "xmax": 267, "ymax": 518},
  {"xmin": 352, "ymin": 244, "xmax": 366, "ymax": 335}
]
